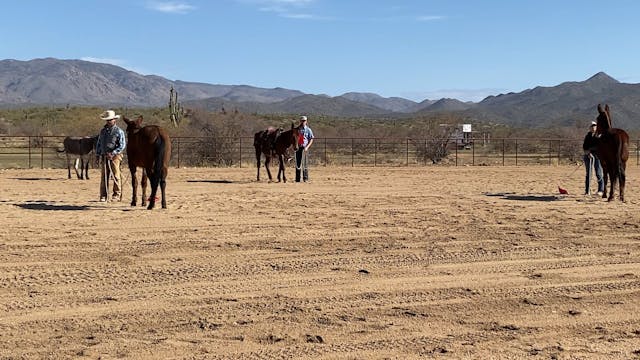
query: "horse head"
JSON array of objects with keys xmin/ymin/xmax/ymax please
[
  {"xmin": 291, "ymin": 122, "xmax": 300, "ymax": 152},
  {"xmin": 596, "ymin": 104, "xmax": 612, "ymax": 135},
  {"xmin": 123, "ymin": 115, "xmax": 144, "ymax": 134}
]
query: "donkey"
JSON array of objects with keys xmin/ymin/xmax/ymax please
[
  {"xmin": 254, "ymin": 123, "xmax": 300, "ymax": 182},
  {"xmin": 58, "ymin": 136, "xmax": 98, "ymax": 179},
  {"xmin": 122, "ymin": 115, "xmax": 171, "ymax": 209},
  {"xmin": 593, "ymin": 104, "xmax": 629, "ymax": 202}
]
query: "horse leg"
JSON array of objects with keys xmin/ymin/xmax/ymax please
[
  {"xmin": 141, "ymin": 169, "xmax": 148, "ymax": 207},
  {"xmin": 619, "ymin": 162, "xmax": 626, "ymax": 202},
  {"xmin": 160, "ymin": 166, "xmax": 168, "ymax": 209},
  {"xmin": 147, "ymin": 167, "xmax": 159, "ymax": 210},
  {"xmin": 65, "ymin": 153, "xmax": 70, "ymax": 179},
  {"xmin": 130, "ymin": 166, "xmax": 138, "ymax": 207},
  {"xmin": 73, "ymin": 158, "xmax": 82, "ymax": 179},
  {"xmin": 265, "ymin": 156, "xmax": 273, "ymax": 182},
  {"xmin": 279, "ymin": 154, "xmax": 287, "ymax": 183},
  {"xmin": 607, "ymin": 168, "xmax": 617, "ymax": 202},
  {"xmin": 256, "ymin": 150, "xmax": 261, "ymax": 181},
  {"xmin": 82, "ymin": 155, "xmax": 89, "ymax": 180}
]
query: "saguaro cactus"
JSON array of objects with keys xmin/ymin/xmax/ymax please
[{"xmin": 169, "ymin": 86, "xmax": 182, "ymax": 127}]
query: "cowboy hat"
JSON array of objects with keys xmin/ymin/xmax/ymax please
[
  {"xmin": 299, "ymin": 115, "xmax": 308, "ymax": 121},
  {"xmin": 100, "ymin": 110, "xmax": 121, "ymax": 121}
]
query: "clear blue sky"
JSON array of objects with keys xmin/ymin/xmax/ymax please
[{"xmin": 2, "ymin": 0, "xmax": 639, "ymax": 102}]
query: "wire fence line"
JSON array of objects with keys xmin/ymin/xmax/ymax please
[{"xmin": 0, "ymin": 135, "xmax": 638, "ymax": 169}]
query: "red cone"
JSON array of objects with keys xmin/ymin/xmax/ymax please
[{"xmin": 558, "ymin": 186, "xmax": 568, "ymax": 195}]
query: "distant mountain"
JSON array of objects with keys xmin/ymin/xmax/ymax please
[
  {"xmin": 0, "ymin": 58, "xmax": 304, "ymax": 107},
  {"xmin": 422, "ymin": 98, "xmax": 474, "ymax": 112},
  {"xmin": 338, "ymin": 92, "xmax": 418, "ymax": 112},
  {"xmin": 184, "ymin": 93, "xmax": 394, "ymax": 117},
  {"xmin": 3, "ymin": 58, "xmax": 640, "ymax": 129},
  {"xmin": 465, "ymin": 72, "xmax": 640, "ymax": 129}
]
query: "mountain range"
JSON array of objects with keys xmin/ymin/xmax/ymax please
[{"xmin": 1, "ymin": 58, "xmax": 639, "ymax": 129}]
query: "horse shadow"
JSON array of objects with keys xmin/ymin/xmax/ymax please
[
  {"xmin": 186, "ymin": 179, "xmax": 235, "ymax": 184},
  {"xmin": 15, "ymin": 201, "xmax": 91, "ymax": 211},
  {"xmin": 12, "ymin": 177, "xmax": 59, "ymax": 181},
  {"xmin": 484, "ymin": 192, "xmax": 561, "ymax": 202}
]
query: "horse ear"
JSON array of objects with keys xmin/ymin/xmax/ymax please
[
  {"xmin": 597, "ymin": 104, "xmax": 604, "ymax": 114},
  {"xmin": 291, "ymin": 122, "xmax": 295, "ymax": 130},
  {"xmin": 605, "ymin": 104, "xmax": 610, "ymax": 114}
]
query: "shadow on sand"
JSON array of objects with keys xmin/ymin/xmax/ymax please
[
  {"xmin": 12, "ymin": 177, "xmax": 59, "ymax": 181},
  {"xmin": 484, "ymin": 192, "xmax": 562, "ymax": 202},
  {"xmin": 186, "ymin": 179, "xmax": 234, "ymax": 184},
  {"xmin": 15, "ymin": 202, "xmax": 91, "ymax": 211}
]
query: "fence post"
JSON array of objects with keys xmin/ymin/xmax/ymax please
[
  {"xmin": 472, "ymin": 138, "xmax": 475, "ymax": 166},
  {"xmin": 351, "ymin": 138, "xmax": 354, "ymax": 167},
  {"xmin": 239, "ymin": 136, "xmax": 242, "ymax": 168},
  {"xmin": 177, "ymin": 138, "xmax": 181, "ymax": 168},
  {"xmin": 502, "ymin": 138, "xmax": 505, "ymax": 166},
  {"xmin": 406, "ymin": 138, "xmax": 409, "ymax": 166},
  {"xmin": 41, "ymin": 136, "xmax": 44, "ymax": 169},
  {"xmin": 374, "ymin": 138, "xmax": 377, "ymax": 167},
  {"xmin": 28, "ymin": 136, "xmax": 32, "ymax": 169},
  {"xmin": 548, "ymin": 140, "xmax": 552, "ymax": 166},
  {"xmin": 324, "ymin": 138, "xmax": 327, "ymax": 166},
  {"xmin": 515, "ymin": 139, "xmax": 518, "ymax": 166},
  {"xmin": 455, "ymin": 140, "xmax": 458, "ymax": 166}
]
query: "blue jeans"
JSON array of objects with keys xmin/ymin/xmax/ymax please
[
  {"xmin": 583, "ymin": 153, "xmax": 604, "ymax": 194},
  {"xmin": 295, "ymin": 147, "xmax": 309, "ymax": 182}
]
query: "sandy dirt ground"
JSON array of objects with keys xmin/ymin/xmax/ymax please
[{"xmin": 0, "ymin": 165, "xmax": 639, "ymax": 359}]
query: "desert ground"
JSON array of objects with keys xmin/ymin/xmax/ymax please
[{"xmin": 0, "ymin": 165, "xmax": 639, "ymax": 359}]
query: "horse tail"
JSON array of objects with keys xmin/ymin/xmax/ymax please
[
  {"xmin": 254, "ymin": 132, "xmax": 261, "ymax": 148},
  {"xmin": 617, "ymin": 133, "xmax": 627, "ymax": 181},
  {"xmin": 154, "ymin": 134, "xmax": 166, "ymax": 181}
]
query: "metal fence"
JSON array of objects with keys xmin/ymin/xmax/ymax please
[{"xmin": 1, "ymin": 135, "xmax": 638, "ymax": 169}]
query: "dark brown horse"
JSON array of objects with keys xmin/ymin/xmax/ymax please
[
  {"xmin": 58, "ymin": 135, "xmax": 98, "ymax": 179},
  {"xmin": 593, "ymin": 104, "xmax": 629, "ymax": 202},
  {"xmin": 254, "ymin": 123, "xmax": 300, "ymax": 182},
  {"xmin": 123, "ymin": 115, "xmax": 172, "ymax": 209}
]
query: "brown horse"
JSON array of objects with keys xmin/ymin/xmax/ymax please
[
  {"xmin": 254, "ymin": 123, "xmax": 300, "ymax": 182},
  {"xmin": 58, "ymin": 135, "xmax": 98, "ymax": 179},
  {"xmin": 593, "ymin": 104, "xmax": 629, "ymax": 202},
  {"xmin": 123, "ymin": 115, "xmax": 172, "ymax": 209}
]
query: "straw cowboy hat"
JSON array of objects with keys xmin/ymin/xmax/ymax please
[{"xmin": 100, "ymin": 110, "xmax": 121, "ymax": 121}]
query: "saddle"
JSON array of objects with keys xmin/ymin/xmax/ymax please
[{"xmin": 262, "ymin": 127, "xmax": 283, "ymax": 154}]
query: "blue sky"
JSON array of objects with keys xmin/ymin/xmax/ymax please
[{"xmin": 1, "ymin": 0, "xmax": 639, "ymax": 102}]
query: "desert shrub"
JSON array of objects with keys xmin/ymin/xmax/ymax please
[{"xmin": 409, "ymin": 114, "xmax": 462, "ymax": 164}]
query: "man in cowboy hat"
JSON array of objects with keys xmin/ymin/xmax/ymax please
[
  {"xmin": 95, "ymin": 110, "xmax": 126, "ymax": 202},
  {"xmin": 295, "ymin": 115, "xmax": 314, "ymax": 182},
  {"xmin": 582, "ymin": 120, "xmax": 604, "ymax": 196}
]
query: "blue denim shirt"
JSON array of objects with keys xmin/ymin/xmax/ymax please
[{"xmin": 95, "ymin": 124, "xmax": 126, "ymax": 156}]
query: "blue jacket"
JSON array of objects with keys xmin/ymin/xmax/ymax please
[{"xmin": 96, "ymin": 124, "xmax": 126, "ymax": 156}]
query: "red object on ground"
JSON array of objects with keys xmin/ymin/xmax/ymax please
[{"xmin": 558, "ymin": 186, "xmax": 568, "ymax": 195}]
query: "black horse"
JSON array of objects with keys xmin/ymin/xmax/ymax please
[
  {"xmin": 593, "ymin": 104, "xmax": 629, "ymax": 202},
  {"xmin": 254, "ymin": 123, "xmax": 300, "ymax": 183},
  {"xmin": 58, "ymin": 136, "xmax": 98, "ymax": 179}
]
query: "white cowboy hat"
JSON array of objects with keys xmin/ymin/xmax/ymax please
[
  {"xmin": 299, "ymin": 115, "xmax": 308, "ymax": 121},
  {"xmin": 100, "ymin": 110, "xmax": 121, "ymax": 121}
]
